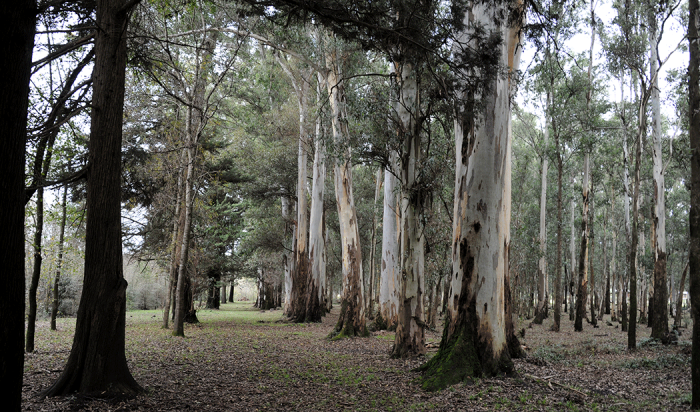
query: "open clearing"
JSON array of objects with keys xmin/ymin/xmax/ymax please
[{"xmin": 22, "ymin": 303, "xmax": 692, "ymax": 411}]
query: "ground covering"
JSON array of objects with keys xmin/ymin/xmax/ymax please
[{"xmin": 22, "ymin": 302, "xmax": 692, "ymax": 411}]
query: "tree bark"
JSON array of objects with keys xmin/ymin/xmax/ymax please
[
  {"xmin": 392, "ymin": 59, "xmax": 426, "ymax": 358},
  {"xmin": 534, "ymin": 90, "xmax": 550, "ymax": 325},
  {"xmin": 649, "ymin": 8, "xmax": 669, "ymax": 342},
  {"xmin": 379, "ymin": 152, "xmax": 400, "ymax": 329},
  {"xmin": 687, "ymin": 0, "xmax": 700, "ymax": 405},
  {"xmin": 325, "ymin": 40, "xmax": 366, "ymax": 337},
  {"xmin": 675, "ymin": 261, "xmax": 688, "ymax": 329},
  {"xmin": 0, "ymin": 0, "xmax": 34, "ymax": 407},
  {"xmin": 307, "ymin": 78, "xmax": 327, "ymax": 322},
  {"xmin": 575, "ymin": 153, "xmax": 591, "ymax": 331},
  {"xmin": 419, "ymin": 1, "xmax": 523, "ymax": 390},
  {"xmin": 41, "ymin": 0, "xmax": 141, "ymax": 396},
  {"xmin": 552, "ymin": 119, "xmax": 563, "ymax": 331},
  {"xmin": 367, "ymin": 167, "xmax": 382, "ymax": 318},
  {"xmin": 172, "ymin": 30, "xmax": 217, "ymax": 337},
  {"xmin": 51, "ymin": 186, "xmax": 69, "ymax": 331}
]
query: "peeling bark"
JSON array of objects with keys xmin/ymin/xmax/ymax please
[
  {"xmin": 325, "ymin": 40, "xmax": 366, "ymax": 337},
  {"xmin": 419, "ymin": 0, "xmax": 523, "ymax": 390},
  {"xmin": 379, "ymin": 152, "xmax": 400, "ymax": 329}
]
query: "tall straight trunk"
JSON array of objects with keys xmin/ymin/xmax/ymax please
[
  {"xmin": 575, "ymin": 153, "xmax": 591, "ymax": 331},
  {"xmin": 42, "ymin": 0, "xmax": 141, "ymax": 396},
  {"xmin": 173, "ymin": 118, "xmax": 197, "ymax": 337},
  {"xmin": 552, "ymin": 127, "xmax": 563, "ymax": 331},
  {"xmin": 589, "ymin": 178, "xmax": 597, "ymax": 327},
  {"xmin": 534, "ymin": 90, "xmax": 550, "ymax": 325},
  {"xmin": 307, "ymin": 83, "xmax": 327, "ymax": 322},
  {"xmin": 629, "ymin": 94, "xmax": 646, "ymax": 350},
  {"xmin": 282, "ymin": 196, "xmax": 293, "ymax": 314},
  {"xmin": 380, "ymin": 152, "xmax": 400, "ymax": 329},
  {"xmin": 172, "ymin": 30, "xmax": 216, "ymax": 337},
  {"xmin": 51, "ymin": 186, "xmax": 69, "ymax": 331},
  {"xmin": 27, "ymin": 186, "xmax": 45, "ymax": 352},
  {"xmin": 420, "ymin": 1, "xmax": 523, "ymax": 390},
  {"xmin": 649, "ymin": 9, "xmax": 669, "ymax": 342},
  {"xmin": 163, "ymin": 150, "xmax": 185, "ymax": 329},
  {"xmin": 325, "ymin": 41, "xmax": 366, "ymax": 337},
  {"xmin": 392, "ymin": 59, "xmax": 426, "ymax": 358},
  {"xmin": 280, "ymin": 63, "xmax": 313, "ymax": 322},
  {"xmin": 0, "ymin": 0, "xmax": 34, "ymax": 406},
  {"xmin": 229, "ymin": 280, "xmax": 235, "ymax": 302},
  {"xmin": 688, "ymin": 0, "xmax": 700, "ymax": 405},
  {"xmin": 570, "ymin": 173, "xmax": 576, "ymax": 321},
  {"xmin": 367, "ymin": 168, "xmax": 382, "ymax": 318},
  {"xmin": 675, "ymin": 261, "xmax": 688, "ymax": 329},
  {"xmin": 575, "ymin": 3, "xmax": 596, "ymax": 332}
]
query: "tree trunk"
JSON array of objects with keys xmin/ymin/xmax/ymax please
[
  {"xmin": 276, "ymin": 57, "xmax": 314, "ymax": 323},
  {"xmin": 575, "ymin": 153, "xmax": 591, "ymax": 331},
  {"xmin": 589, "ymin": 177, "xmax": 597, "ymax": 327},
  {"xmin": 575, "ymin": 3, "xmax": 596, "ymax": 332},
  {"xmin": 649, "ymin": 9, "xmax": 669, "ymax": 342},
  {"xmin": 687, "ymin": 0, "xmax": 700, "ymax": 404},
  {"xmin": 0, "ymin": 0, "xmax": 33, "ymax": 406},
  {"xmin": 51, "ymin": 186, "xmax": 69, "ymax": 331},
  {"xmin": 552, "ymin": 116, "xmax": 563, "ymax": 331},
  {"xmin": 27, "ymin": 186, "xmax": 45, "ymax": 353},
  {"xmin": 163, "ymin": 151, "xmax": 185, "ymax": 329},
  {"xmin": 307, "ymin": 80, "xmax": 327, "ymax": 322},
  {"xmin": 229, "ymin": 280, "xmax": 235, "ymax": 302},
  {"xmin": 326, "ymin": 41, "xmax": 366, "ymax": 337},
  {"xmin": 379, "ymin": 152, "xmax": 400, "ymax": 329},
  {"xmin": 172, "ymin": 30, "xmax": 216, "ymax": 337},
  {"xmin": 629, "ymin": 93, "xmax": 646, "ymax": 350},
  {"xmin": 419, "ymin": 1, "xmax": 523, "ymax": 390},
  {"xmin": 41, "ymin": 0, "xmax": 141, "ymax": 396},
  {"xmin": 674, "ymin": 261, "xmax": 688, "ymax": 328},
  {"xmin": 367, "ymin": 167, "xmax": 382, "ymax": 319},
  {"xmin": 392, "ymin": 59, "xmax": 426, "ymax": 359},
  {"xmin": 534, "ymin": 90, "xmax": 550, "ymax": 325},
  {"xmin": 570, "ymin": 173, "xmax": 576, "ymax": 322}
]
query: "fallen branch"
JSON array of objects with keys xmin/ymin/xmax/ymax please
[{"xmin": 523, "ymin": 373, "xmax": 587, "ymax": 397}]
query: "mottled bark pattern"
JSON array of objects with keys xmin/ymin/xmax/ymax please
[{"xmin": 420, "ymin": 0, "xmax": 523, "ymax": 390}]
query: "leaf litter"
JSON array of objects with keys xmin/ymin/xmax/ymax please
[{"xmin": 22, "ymin": 304, "xmax": 692, "ymax": 411}]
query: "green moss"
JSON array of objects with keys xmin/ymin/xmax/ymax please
[{"xmin": 417, "ymin": 326, "xmax": 480, "ymax": 391}]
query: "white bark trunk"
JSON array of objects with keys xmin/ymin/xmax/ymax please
[
  {"xmin": 308, "ymin": 84, "xmax": 327, "ymax": 319},
  {"xmin": 535, "ymin": 91, "xmax": 550, "ymax": 322},
  {"xmin": 380, "ymin": 152, "xmax": 400, "ymax": 328},
  {"xmin": 325, "ymin": 41, "xmax": 365, "ymax": 335},
  {"xmin": 392, "ymin": 59, "xmax": 426, "ymax": 358}
]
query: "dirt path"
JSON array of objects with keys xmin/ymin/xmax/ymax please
[{"xmin": 22, "ymin": 304, "xmax": 692, "ymax": 411}]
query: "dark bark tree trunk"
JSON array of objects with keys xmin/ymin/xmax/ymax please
[
  {"xmin": 575, "ymin": 153, "xmax": 591, "ymax": 332},
  {"xmin": 27, "ymin": 186, "xmax": 46, "ymax": 352},
  {"xmin": 51, "ymin": 186, "xmax": 69, "ymax": 331},
  {"xmin": 0, "ymin": 0, "xmax": 34, "ymax": 407},
  {"xmin": 552, "ymin": 132, "xmax": 564, "ymax": 331},
  {"xmin": 41, "ymin": 0, "xmax": 142, "ymax": 397},
  {"xmin": 229, "ymin": 280, "xmax": 235, "ymax": 302},
  {"xmin": 690, "ymin": 1, "xmax": 700, "ymax": 405}
]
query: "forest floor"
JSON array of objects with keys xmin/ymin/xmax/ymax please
[{"xmin": 22, "ymin": 302, "xmax": 692, "ymax": 411}]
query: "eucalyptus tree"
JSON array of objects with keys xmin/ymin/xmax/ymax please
[
  {"xmin": 420, "ymin": 0, "xmax": 524, "ymax": 389},
  {"xmin": 1, "ymin": 0, "xmax": 34, "ymax": 407}
]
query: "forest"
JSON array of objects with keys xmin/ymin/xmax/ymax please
[{"xmin": 2, "ymin": 0, "xmax": 700, "ymax": 410}]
